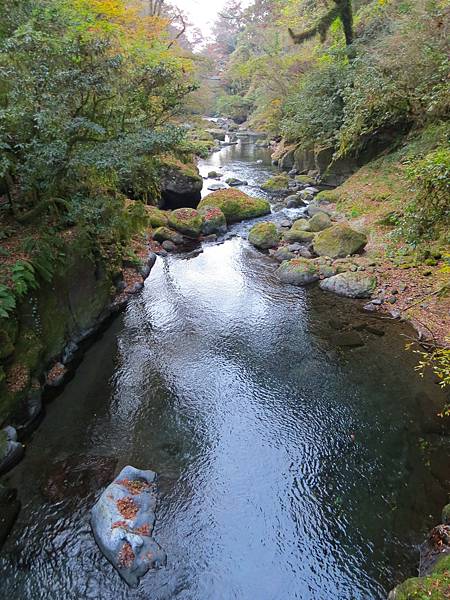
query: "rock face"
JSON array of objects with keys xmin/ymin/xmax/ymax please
[
  {"xmin": 313, "ymin": 224, "xmax": 367, "ymax": 259},
  {"xmin": 320, "ymin": 272, "xmax": 376, "ymax": 298},
  {"xmin": 168, "ymin": 208, "xmax": 203, "ymax": 238},
  {"xmin": 198, "ymin": 189, "xmax": 270, "ymax": 224},
  {"xmin": 152, "ymin": 227, "xmax": 184, "ymax": 245},
  {"xmin": 248, "ymin": 222, "xmax": 280, "ymax": 250},
  {"xmin": 159, "ymin": 158, "xmax": 203, "ymax": 209},
  {"xmin": 277, "ymin": 259, "xmax": 320, "ymax": 286},
  {"xmin": 91, "ymin": 466, "xmax": 166, "ymax": 588}
]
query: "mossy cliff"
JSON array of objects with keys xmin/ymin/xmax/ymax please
[{"xmin": 0, "ymin": 231, "xmax": 151, "ymax": 428}]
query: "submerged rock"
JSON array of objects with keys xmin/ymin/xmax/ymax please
[
  {"xmin": 198, "ymin": 189, "xmax": 270, "ymax": 224},
  {"xmin": 313, "ymin": 224, "xmax": 367, "ymax": 259},
  {"xmin": 91, "ymin": 466, "xmax": 166, "ymax": 588},
  {"xmin": 320, "ymin": 272, "xmax": 377, "ymax": 298},
  {"xmin": 277, "ymin": 258, "xmax": 320, "ymax": 286},
  {"xmin": 248, "ymin": 222, "xmax": 280, "ymax": 250},
  {"xmin": 168, "ymin": 208, "xmax": 203, "ymax": 238}
]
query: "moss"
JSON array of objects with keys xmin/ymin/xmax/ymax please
[
  {"xmin": 199, "ymin": 206, "xmax": 227, "ymax": 235},
  {"xmin": 261, "ymin": 174, "xmax": 290, "ymax": 191},
  {"xmin": 248, "ymin": 222, "xmax": 280, "ymax": 250},
  {"xmin": 168, "ymin": 208, "xmax": 203, "ymax": 238},
  {"xmin": 198, "ymin": 189, "xmax": 270, "ymax": 224},
  {"xmin": 160, "ymin": 155, "xmax": 202, "ymax": 183},
  {"xmin": 391, "ymin": 569, "xmax": 450, "ymax": 599},
  {"xmin": 146, "ymin": 206, "xmax": 169, "ymax": 228}
]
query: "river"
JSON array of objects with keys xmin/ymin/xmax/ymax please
[{"xmin": 0, "ymin": 138, "xmax": 448, "ymax": 599}]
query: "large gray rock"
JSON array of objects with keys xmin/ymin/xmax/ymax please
[
  {"xmin": 308, "ymin": 211, "xmax": 332, "ymax": 232},
  {"xmin": 91, "ymin": 466, "xmax": 166, "ymax": 588},
  {"xmin": 319, "ymin": 272, "xmax": 377, "ymax": 298},
  {"xmin": 0, "ymin": 427, "xmax": 24, "ymax": 476},
  {"xmin": 277, "ymin": 258, "xmax": 320, "ymax": 286}
]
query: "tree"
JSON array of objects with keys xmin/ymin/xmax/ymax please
[{"xmin": 288, "ymin": 0, "xmax": 354, "ymax": 47}]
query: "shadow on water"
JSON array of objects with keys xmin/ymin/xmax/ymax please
[{"xmin": 0, "ymin": 142, "xmax": 449, "ymax": 600}]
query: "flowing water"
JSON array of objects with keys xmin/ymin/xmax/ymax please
[{"xmin": 1, "ymin": 138, "xmax": 449, "ymax": 600}]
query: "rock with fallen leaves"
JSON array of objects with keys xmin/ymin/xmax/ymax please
[{"xmin": 91, "ymin": 466, "xmax": 166, "ymax": 588}]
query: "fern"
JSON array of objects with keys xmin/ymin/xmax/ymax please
[
  {"xmin": 0, "ymin": 284, "xmax": 16, "ymax": 318},
  {"xmin": 11, "ymin": 261, "xmax": 38, "ymax": 297}
]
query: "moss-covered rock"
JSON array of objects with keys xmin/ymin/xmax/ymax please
[
  {"xmin": 248, "ymin": 222, "xmax": 280, "ymax": 250},
  {"xmin": 199, "ymin": 206, "xmax": 227, "ymax": 235},
  {"xmin": 292, "ymin": 219, "xmax": 312, "ymax": 232},
  {"xmin": 315, "ymin": 189, "xmax": 340, "ymax": 203},
  {"xmin": 198, "ymin": 189, "xmax": 270, "ymax": 224},
  {"xmin": 261, "ymin": 174, "xmax": 290, "ymax": 192},
  {"xmin": 146, "ymin": 206, "xmax": 168, "ymax": 228},
  {"xmin": 152, "ymin": 227, "xmax": 184, "ymax": 245},
  {"xmin": 283, "ymin": 229, "xmax": 315, "ymax": 244},
  {"xmin": 295, "ymin": 174, "xmax": 316, "ymax": 185},
  {"xmin": 308, "ymin": 211, "xmax": 332, "ymax": 232},
  {"xmin": 277, "ymin": 258, "xmax": 320, "ymax": 286},
  {"xmin": 319, "ymin": 272, "xmax": 377, "ymax": 298},
  {"xmin": 313, "ymin": 224, "xmax": 367, "ymax": 258},
  {"xmin": 159, "ymin": 155, "xmax": 203, "ymax": 208},
  {"xmin": 442, "ymin": 504, "xmax": 450, "ymax": 524},
  {"xmin": 168, "ymin": 208, "xmax": 203, "ymax": 238}
]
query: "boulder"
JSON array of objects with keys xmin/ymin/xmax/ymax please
[
  {"xmin": 199, "ymin": 206, "xmax": 227, "ymax": 235},
  {"xmin": 308, "ymin": 211, "xmax": 332, "ymax": 232},
  {"xmin": 285, "ymin": 194, "xmax": 306, "ymax": 208},
  {"xmin": 159, "ymin": 157, "xmax": 203, "ymax": 209},
  {"xmin": 226, "ymin": 178, "xmax": 248, "ymax": 187},
  {"xmin": 197, "ymin": 189, "xmax": 270, "ymax": 224},
  {"xmin": 168, "ymin": 208, "xmax": 203, "ymax": 238},
  {"xmin": 208, "ymin": 171, "xmax": 222, "ymax": 179},
  {"xmin": 313, "ymin": 224, "xmax": 367, "ymax": 259},
  {"xmin": 270, "ymin": 247, "xmax": 297, "ymax": 262},
  {"xmin": 248, "ymin": 222, "xmax": 281, "ymax": 250},
  {"xmin": 292, "ymin": 219, "xmax": 312, "ymax": 232},
  {"xmin": 207, "ymin": 183, "xmax": 226, "ymax": 191},
  {"xmin": 152, "ymin": 227, "xmax": 183, "ymax": 245},
  {"xmin": 306, "ymin": 201, "xmax": 332, "ymax": 217},
  {"xmin": 277, "ymin": 258, "xmax": 320, "ymax": 286},
  {"xmin": 206, "ymin": 129, "xmax": 226, "ymax": 141},
  {"xmin": 91, "ymin": 466, "xmax": 166, "ymax": 588},
  {"xmin": 162, "ymin": 240, "xmax": 176, "ymax": 252},
  {"xmin": 145, "ymin": 206, "xmax": 168, "ymax": 229},
  {"xmin": 320, "ymin": 272, "xmax": 377, "ymax": 298},
  {"xmin": 261, "ymin": 174, "xmax": 290, "ymax": 192},
  {"xmin": 283, "ymin": 229, "xmax": 315, "ymax": 244},
  {"xmin": 0, "ymin": 427, "xmax": 24, "ymax": 476}
]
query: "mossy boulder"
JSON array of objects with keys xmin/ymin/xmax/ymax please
[
  {"xmin": 308, "ymin": 211, "xmax": 332, "ymax": 232},
  {"xmin": 388, "ymin": 554, "xmax": 450, "ymax": 600},
  {"xmin": 199, "ymin": 206, "xmax": 227, "ymax": 235},
  {"xmin": 159, "ymin": 155, "xmax": 203, "ymax": 208},
  {"xmin": 283, "ymin": 229, "xmax": 315, "ymax": 244},
  {"xmin": 168, "ymin": 208, "xmax": 203, "ymax": 238},
  {"xmin": 261, "ymin": 174, "xmax": 290, "ymax": 192},
  {"xmin": 152, "ymin": 227, "xmax": 184, "ymax": 245},
  {"xmin": 315, "ymin": 189, "xmax": 340, "ymax": 203},
  {"xmin": 198, "ymin": 189, "xmax": 270, "ymax": 224},
  {"xmin": 442, "ymin": 504, "xmax": 450, "ymax": 524},
  {"xmin": 320, "ymin": 272, "xmax": 377, "ymax": 298},
  {"xmin": 313, "ymin": 224, "xmax": 367, "ymax": 259},
  {"xmin": 248, "ymin": 222, "xmax": 280, "ymax": 250},
  {"xmin": 277, "ymin": 258, "xmax": 320, "ymax": 286},
  {"xmin": 146, "ymin": 206, "xmax": 168, "ymax": 228},
  {"xmin": 208, "ymin": 171, "xmax": 222, "ymax": 179},
  {"xmin": 292, "ymin": 219, "xmax": 312, "ymax": 232},
  {"xmin": 295, "ymin": 174, "xmax": 316, "ymax": 185}
]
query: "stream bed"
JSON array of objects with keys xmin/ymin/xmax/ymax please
[{"xmin": 0, "ymin": 139, "xmax": 448, "ymax": 599}]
